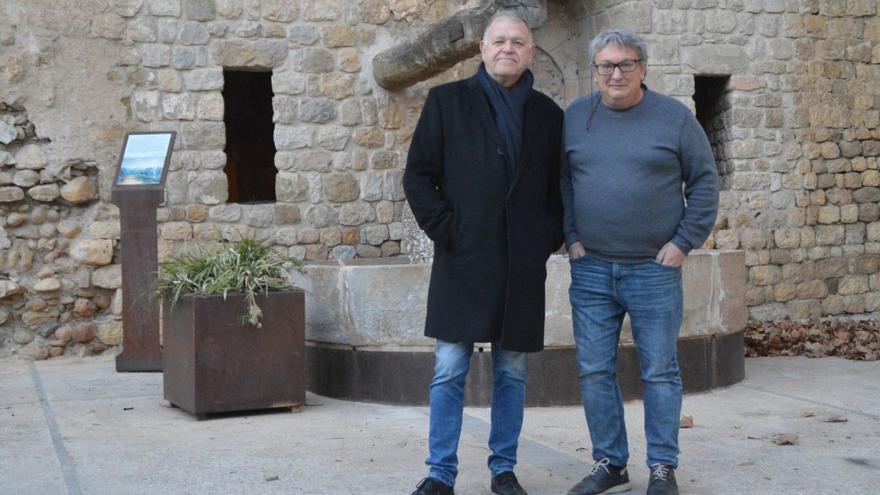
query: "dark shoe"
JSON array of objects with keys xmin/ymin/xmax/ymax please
[
  {"xmin": 411, "ymin": 477, "xmax": 454, "ymax": 495},
  {"xmin": 491, "ymin": 471, "xmax": 527, "ymax": 495},
  {"xmin": 647, "ymin": 464, "xmax": 678, "ymax": 495},
  {"xmin": 567, "ymin": 458, "xmax": 631, "ymax": 495}
]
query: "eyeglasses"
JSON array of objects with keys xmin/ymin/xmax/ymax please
[{"xmin": 593, "ymin": 59, "xmax": 642, "ymax": 75}]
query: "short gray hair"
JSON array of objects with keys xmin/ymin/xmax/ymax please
[
  {"xmin": 589, "ymin": 28, "xmax": 648, "ymax": 65},
  {"xmin": 482, "ymin": 10, "xmax": 533, "ymax": 44}
]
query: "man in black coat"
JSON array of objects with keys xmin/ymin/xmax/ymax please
[{"xmin": 404, "ymin": 10, "xmax": 563, "ymax": 495}]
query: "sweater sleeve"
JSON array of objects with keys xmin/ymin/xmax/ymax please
[
  {"xmin": 560, "ymin": 111, "xmax": 579, "ymax": 249},
  {"xmin": 403, "ymin": 88, "xmax": 454, "ymax": 247},
  {"xmin": 669, "ymin": 111, "xmax": 720, "ymax": 254}
]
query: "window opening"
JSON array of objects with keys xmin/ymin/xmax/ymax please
[{"xmin": 223, "ymin": 70, "xmax": 277, "ymax": 203}]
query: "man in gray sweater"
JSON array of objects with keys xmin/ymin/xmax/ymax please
[{"xmin": 561, "ymin": 28, "xmax": 719, "ymax": 495}]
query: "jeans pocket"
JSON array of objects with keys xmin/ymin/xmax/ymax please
[{"xmin": 651, "ymin": 259, "xmax": 681, "ymax": 270}]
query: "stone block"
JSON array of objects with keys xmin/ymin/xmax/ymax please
[
  {"xmin": 196, "ymin": 92, "xmax": 224, "ymax": 121},
  {"xmin": 162, "ymin": 92, "xmax": 196, "ymax": 120},
  {"xmin": 33, "ymin": 278, "xmax": 61, "ymax": 292},
  {"xmin": 272, "ymin": 71, "xmax": 306, "ymax": 95},
  {"xmin": 274, "ymin": 126, "xmax": 313, "ymax": 150},
  {"xmin": 815, "ymin": 257, "xmax": 849, "ymax": 278},
  {"xmin": 59, "ymin": 176, "xmax": 97, "ymax": 204},
  {"xmin": 28, "ymin": 184, "xmax": 60, "ymax": 202},
  {"xmin": 853, "ymin": 187, "xmax": 880, "ymax": 203},
  {"xmin": 322, "ymin": 25, "xmax": 356, "ymax": 47},
  {"xmin": 263, "ymin": 0, "xmax": 299, "ymax": 21},
  {"xmin": 0, "ymin": 280, "xmax": 22, "ymax": 299},
  {"xmin": 296, "ymin": 151, "xmax": 332, "ymax": 172},
  {"xmin": 181, "ymin": 122, "xmax": 225, "ymax": 149},
  {"xmin": 12, "ymin": 170, "xmax": 38, "ymax": 187},
  {"xmin": 359, "ymin": 0, "xmax": 390, "ymax": 24},
  {"xmin": 14, "ymin": 144, "xmax": 48, "ymax": 170},
  {"xmin": 189, "ymin": 172, "xmax": 228, "ymax": 204},
  {"xmin": 682, "ymin": 45, "xmax": 748, "ymax": 74},
  {"xmin": 319, "ymin": 227, "xmax": 342, "ymax": 246},
  {"xmin": 324, "ymin": 173, "xmax": 360, "ymax": 202},
  {"xmin": 299, "ymin": 99, "xmax": 337, "ymax": 123},
  {"xmin": 274, "ymin": 204, "xmax": 302, "ymax": 224},
  {"xmin": 353, "ymin": 128, "xmax": 384, "ymax": 149},
  {"xmin": 211, "ymin": 40, "xmax": 287, "ymax": 68},
  {"xmin": 363, "ymin": 224, "xmax": 388, "ymax": 245},
  {"xmin": 178, "ymin": 21, "xmax": 209, "ymax": 44},
  {"xmin": 184, "ymin": 0, "xmax": 215, "ymax": 20},
  {"xmin": 0, "ymin": 186, "xmax": 24, "ymax": 202},
  {"xmin": 97, "ymin": 321, "xmax": 124, "ymax": 346},
  {"xmin": 302, "ymin": 48, "xmax": 335, "ymax": 73},
  {"xmin": 339, "ymin": 201, "xmax": 374, "ymax": 225},
  {"xmin": 151, "ymin": 0, "xmax": 181, "ymax": 16},
  {"xmin": 161, "ymin": 221, "xmax": 193, "ymax": 240},
  {"xmin": 316, "ymin": 126, "xmax": 350, "ymax": 151},
  {"xmin": 322, "ymin": 73, "xmax": 355, "ymax": 100},
  {"xmin": 839, "ymin": 275, "xmax": 869, "ymax": 295},
  {"xmin": 90, "ymin": 221, "xmax": 121, "ymax": 239},
  {"xmin": 288, "ymin": 24, "xmax": 319, "ymax": 44},
  {"xmin": 276, "ymin": 173, "xmax": 309, "ymax": 202},
  {"xmin": 70, "ymin": 239, "xmax": 114, "ymax": 265},
  {"xmin": 303, "ymin": 0, "xmax": 340, "ymax": 20},
  {"xmin": 339, "ymin": 48, "xmax": 360, "ymax": 73},
  {"xmin": 182, "ymin": 68, "xmax": 224, "ymax": 90},
  {"xmin": 127, "ymin": 17, "xmax": 158, "ymax": 42},
  {"xmin": 141, "ymin": 44, "xmax": 171, "ymax": 67},
  {"xmin": 92, "ymin": 265, "xmax": 122, "ymax": 289}
]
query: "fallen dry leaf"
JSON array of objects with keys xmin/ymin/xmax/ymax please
[
  {"xmin": 772, "ymin": 433, "xmax": 799, "ymax": 446},
  {"xmin": 680, "ymin": 415, "xmax": 694, "ymax": 428},
  {"xmin": 824, "ymin": 414, "xmax": 848, "ymax": 423},
  {"xmin": 801, "ymin": 410, "xmax": 815, "ymax": 418}
]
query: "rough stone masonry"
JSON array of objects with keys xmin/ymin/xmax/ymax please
[{"xmin": 1, "ymin": 0, "xmax": 879, "ymax": 359}]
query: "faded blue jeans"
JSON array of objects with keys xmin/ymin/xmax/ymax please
[
  {"xmin": 569, "ymin": 255, "xmax": 683, "ymax": 468},
  {"xmin": 426, "ymin": 339, "xmax": 527, "ymax": 487}
]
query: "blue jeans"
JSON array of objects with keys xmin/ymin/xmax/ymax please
[
  {"xmin": 426, "ymin": 340, "xmax": 527, "ymax": 487},
  {"xmin": 569, "ymin": 255, "xmax": 683, "ymax": 468}
]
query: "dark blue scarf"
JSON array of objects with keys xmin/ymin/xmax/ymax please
[{"xmin": 477, "ymin": 63, "xmax": 533, "ymax": 175}]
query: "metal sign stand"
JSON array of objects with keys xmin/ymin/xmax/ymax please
[{"xmin": 111, "ymin": 131, "xmax": 175, "ymax": 372}]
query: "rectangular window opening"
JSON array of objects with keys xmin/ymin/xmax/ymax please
[
  {"xmin": 693, "ymin": 75, "xmax": 731, "ymax": 181},
  {"xmin": 223, "ymin": 69, "xmax": 277, "ymax": 203}
]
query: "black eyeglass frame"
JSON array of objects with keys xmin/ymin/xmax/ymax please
[{"xmin": 592, "ymin": 59, "xmax": 644, "ymax": 75}]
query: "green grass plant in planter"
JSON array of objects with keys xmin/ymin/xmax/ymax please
[{"xmin": 156, "ymin": 237, "xmax": 304, "ymax": 327}]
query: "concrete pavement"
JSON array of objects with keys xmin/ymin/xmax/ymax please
[{"xmin": 1, "ymin": 356, "xmax": 879, "ymax": 495}]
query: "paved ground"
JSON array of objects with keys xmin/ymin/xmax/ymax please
[{"xmin": 1, "ymin": 355, "xmax": 879, "ymax": 495}]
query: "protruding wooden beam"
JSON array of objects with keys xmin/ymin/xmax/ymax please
[{"xmin": 372, "ymin": 0, "xmax": 547, "ymax": 91}]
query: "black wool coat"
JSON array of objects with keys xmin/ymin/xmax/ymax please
[{"xmin": 403, "ymin": 75, "xmax": 564, "ymax": 353}]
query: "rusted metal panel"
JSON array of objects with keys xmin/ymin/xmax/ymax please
[
  {"xmin": 113, "ymin": 187, "xmax": 164, "ymax": 372},
  {"xmin": 162, "ymin": 290, "xmax": 306, "ymax": 415}
]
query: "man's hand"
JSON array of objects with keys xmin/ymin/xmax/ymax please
[
  {"xmin": 655, "ymin": 242, "xmax": 685, "ymax": 267},
  {"xmin": 568, "ymin": 241, "xmax": 587, "ymax": 260}
]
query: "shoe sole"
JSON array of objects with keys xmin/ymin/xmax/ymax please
[
  {"xmin": 597, "ymin": 482, "xmax": 631, "ymax": 495},
  {"xmin": 567, "ymin": 482, "xmax": 631, "ymax": 495}
]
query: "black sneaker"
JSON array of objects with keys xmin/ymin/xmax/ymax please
[
  {"xmin": 567, "ymin": 458, "xmax": 631, "ymax": 495},
  {"xmin": 411, "ymin": 477, "xmax": 454, "ymax": 495},
  {"xmin": 491, "ymin": 471, "xmax": 527, "ymax": 495},
  {"xmin": 647, "ymin": 464, "xmax": 678, "ymax": 495}
]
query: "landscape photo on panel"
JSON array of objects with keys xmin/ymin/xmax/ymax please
[{"xmin": 116, "ymin": 133, "xmax": 173, "ymax": 186}]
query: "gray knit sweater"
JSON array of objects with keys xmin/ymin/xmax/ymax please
[{"xmin": 560, "ymin": 89, "xmax": 719, "ymax": 263}]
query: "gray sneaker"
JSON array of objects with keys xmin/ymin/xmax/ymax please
[
  {"xmin": 567, "ymin": 458, "xmax": 631, "ymax": 495},
  {"xmin": 646, "ymin": 464, "xmax": 678, "ymax": 495}
]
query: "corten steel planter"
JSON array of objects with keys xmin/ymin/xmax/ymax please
[{"xmin": 161, "ymin": 290, "xmax": 305, "ymax": 416}]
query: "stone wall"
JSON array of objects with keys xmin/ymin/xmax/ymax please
[{"xmin": 1, "ymin": 0, "xmax": 879, "ymax": 359}]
